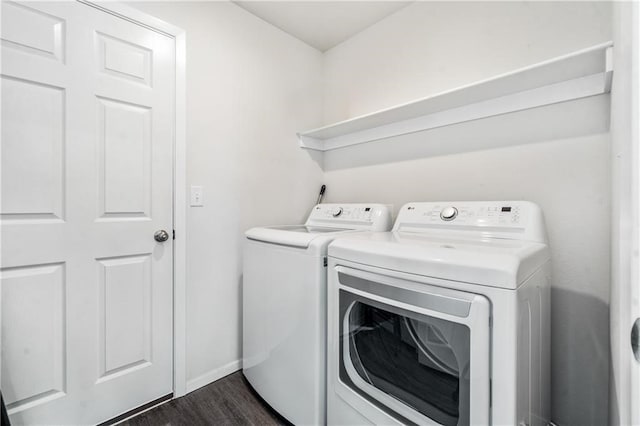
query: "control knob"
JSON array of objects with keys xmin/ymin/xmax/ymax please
[
  {"xmin": 332, "ymin": 207, "xmax": 343, "ymax": 217},
  {"xmin": 440, "ymin": 206, "xmax": 458, "ymax": 221}
]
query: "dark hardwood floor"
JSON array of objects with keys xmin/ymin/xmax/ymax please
[{"xmin": 119, "ymin": 372, "xmax": 290, "ymax": 426}]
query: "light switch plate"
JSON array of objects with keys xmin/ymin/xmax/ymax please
[{"xmin": 190, "ymin": 186, "xmax": 203, "ymax": 207}]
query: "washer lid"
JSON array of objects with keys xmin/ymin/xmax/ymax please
[
  {"xmin": 328, "ymin": 231, "xmax": 549, "ymax": 289},
  {"xmin": 246, "ymin": 225, "xmax": 353, "ymax": 248},
  {"xmin": 245, "ymin": 203, "xmax": 393, "ymax": 249}
]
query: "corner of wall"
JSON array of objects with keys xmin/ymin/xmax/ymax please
[{"xmin": 185, "ymin": 359, "xmax": 243, "ymax": 394}]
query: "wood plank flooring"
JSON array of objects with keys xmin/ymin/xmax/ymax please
[{"xmin": 119, "ymin": 372, "xmax": 290, "ymax": 426}]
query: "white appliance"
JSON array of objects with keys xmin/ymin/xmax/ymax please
[
  {"xmin": 243, "ymin": 203, "xmax": 392, "ymax": 425},
  {"xmin": 327, "ymin": 201, "xmax": 551, "ymax": 426}
]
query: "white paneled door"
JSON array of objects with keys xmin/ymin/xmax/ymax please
[{"xmin": 1, "ymin": 1, "xmax": 175, "ymax": 424}]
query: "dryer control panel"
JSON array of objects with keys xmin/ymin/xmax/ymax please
[
  {"xmin": 306, "ymin": 204, "xmax": 392, "ymax": 231},
  {"xmin": 394, "ymin": 201, "xmax": 547, "ymax": 243}
]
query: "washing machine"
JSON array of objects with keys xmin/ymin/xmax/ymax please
[
  {"xmin": 327, "ymin": 201, "xmax": 551, "ymax": 426},
  {"xmin": 243, "ymin": 203, "xmax": 392, "ymax": 425}
]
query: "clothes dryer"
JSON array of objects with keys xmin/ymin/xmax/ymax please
[{"xmin": 327, "ymin": 201, "xmax": 550, "ymax": 426}]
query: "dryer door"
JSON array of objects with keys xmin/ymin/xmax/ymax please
[{"xmin": 335, "ymin": 266, "xmax": 491, "ymax": 426}]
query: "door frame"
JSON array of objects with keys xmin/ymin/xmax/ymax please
[
  {"xmin": 78, "ymin": 0, "xmax": 188, "ymax": 397},
  {"xmin": 610, "ymin": 1, "xmax": 640, "ymax": 424},
  {"xmin": 630, "ymin": 3, "xmax": 640, "ymax": 423}
]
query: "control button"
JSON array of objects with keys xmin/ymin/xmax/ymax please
[
  {"xmin": 440, "ymin": 206, "xmax": 458, "ymax": 221},
  {"xmin": 332, "ymin": 207, "xmax": 343, "ymax": 217}
]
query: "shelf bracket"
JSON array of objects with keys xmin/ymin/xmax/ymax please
[
  {"xmin": 298, "ymin": 134, "xmax": 324, "ymax": 151},
  {"xmin": 605, "ymin": 46, "xmax": 614, "ymax": 93}
]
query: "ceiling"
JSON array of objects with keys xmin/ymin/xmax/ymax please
[{"xmin": 233, "ymin": 1, "xmax": 412, "ymax": 52}]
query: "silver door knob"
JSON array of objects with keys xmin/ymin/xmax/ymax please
[
  {"xmin": 632, "ymin": 318, "xmax": 640, "ymax": 362},
  {"xmin": 154, "ymin": 230, "xmax": 170, "ymax": 242}
]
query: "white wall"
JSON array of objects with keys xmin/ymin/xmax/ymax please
[
  {"xmin": 323, "ymin": 1, "xmax": 612, "ymax": 123},
  {"xmin": 128, "ymin": 1, "xmax": 324, "ymax": 391},
  {"xmin": 320, "ymin": 2, "xmax": 612, "ymax": 425}
]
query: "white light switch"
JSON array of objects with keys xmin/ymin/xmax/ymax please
[{"xmin": 190, "ymin": 186, "xmax": 203, "ymax": 206}]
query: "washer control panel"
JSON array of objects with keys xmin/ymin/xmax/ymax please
[
  {"xmin": 393, "ymin": 201, "xmax": 546, "ymax": 242},
  {"xmin": 306, "ymin": 204, "xmax": 392, "ymax": 231}
]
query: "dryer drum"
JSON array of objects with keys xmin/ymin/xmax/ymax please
[{"xmin": 341, "ymin": 297, "xmax": 472, "ymax": 426}]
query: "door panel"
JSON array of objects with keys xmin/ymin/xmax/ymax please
[
  {"xmin": 97, "ymin": 32, "xmax": 152, "ymax": 86},
  {"xmin": 97, "ymin": 97, "xmax": 152, "ymax": 219},
  {"xmin": 1, "ymin": 263, "xmax": 66, "ymax": 410},
  {"xmin": 1, "ymin": 1, "xmax": 65, "ymax": 62},
  {"xmin": 1, "ymin": 76, "xmax": 65, "ymax": 220},
  {"xmin": 1, "ymin": 2, "xmax": 175, "ymax": 424},
  {"xmin": 97, "ymin": 254, "xmax": 152, "ymax": 381}
]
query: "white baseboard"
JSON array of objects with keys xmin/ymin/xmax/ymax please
[{"xmin": 185, "ymin": 359, "xmax": 242, "ymax": 394}]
